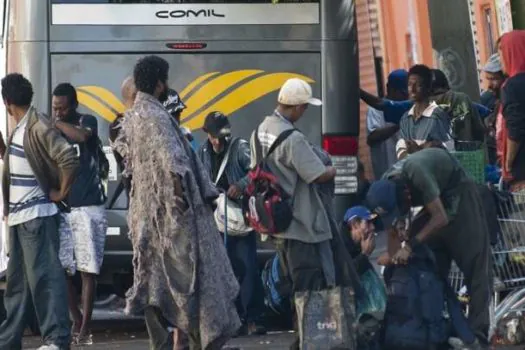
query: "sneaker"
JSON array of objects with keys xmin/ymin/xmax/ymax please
[
  {"xmin": 448, "ymin": 337, "xmax": 485, "ymax": 350},
  {"xmin": 37, "ymin": 345, "xmax": 61, "ymax": 350},
  {"xmin": 73, "ymin": 334, "xmax": 93, "ymax": 346}
]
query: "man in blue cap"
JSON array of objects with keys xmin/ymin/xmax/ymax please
[
  {"xmin": 342, "ymin": 206, "xmax": 377, "ymax": 275},
  {"xmin": 366, "ymin": 69, "xmax": 408, "ymax": 179},
  {"xmin": 366, "ymin": 147, "xmax": 491, "ymax": 348}
]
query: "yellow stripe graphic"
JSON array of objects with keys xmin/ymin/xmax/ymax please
[
  {"xmin": 78, "ymin": 86, "xmax": 126, "ymax": 114},
  {"xmin": 181, "ymin": 70, "xmax": 263, "ymax": 121},
  {"xmin": 179, "ymin": 71, "xmax": 220, "ymax": 100},
  {"xmin": 183, "ymin": 72, "xmax": 315, "ymax": 130},
  {"xmin": 75, "ymin": 70, "xmax": 316, "ymax": 127},
  {"xmin": 77, "ymin": 90, "xmax": 117, "ymax": 123}
]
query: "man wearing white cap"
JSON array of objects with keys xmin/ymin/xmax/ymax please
[
  {"xmin": 480, "ymin": 53, "xmax": 505, "ymax": 113},
  {"xmin": 250, "ymin": 78, "xmax": 337, "ymax": 347}
]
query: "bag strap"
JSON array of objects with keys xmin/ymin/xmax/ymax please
[
  {"xmin": 266, "ymin": 129, "xmax": 296, "ymax": 160},
  {"xmin": 254, "ymin": 127, "xmax": 296, "ymax": 165},
  {"xmin": 214, "ymin": 138, "xmax": 236, "ymax": 185}
]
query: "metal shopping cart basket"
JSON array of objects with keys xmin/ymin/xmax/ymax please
[
  {"xmin": 447, "ymin": 190, "xmax": 525, "ymax": 332},
  {"xmin": 450, "ymin": 141, "xmax": 485, "ymax": 185}
]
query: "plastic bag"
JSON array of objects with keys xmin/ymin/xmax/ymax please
[
  {"xmin": 295, "ymin": 286, "xmax": 357, "ymax": 350},
  {"xmin": 356, "ymin": 266, "xmax": 387, "ymax": 317}
]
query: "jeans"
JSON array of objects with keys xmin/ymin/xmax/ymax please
[
  {"xmin": 0, "ymin": 215, "xmax": 71, "ymax": 349},
  {"xmin": 224, "ymin": 232, "xmax": 265, "ymax": 323}
]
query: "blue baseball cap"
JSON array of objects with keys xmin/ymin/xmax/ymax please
[
  {"xmin": 387, "ymin": 69, "xmax": 409, "ymax": 93},
  {"xmin": 344, "ymin": 206, "xmax": 377, "ymax": 224},
  {"xmin": 366, "ymin": 179, "xmax": 400, "ymax": 228}
]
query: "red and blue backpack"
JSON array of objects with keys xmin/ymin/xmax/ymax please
[{"xmin": 243, "ymin": 127, "xmax": 295, "ymax": 235}]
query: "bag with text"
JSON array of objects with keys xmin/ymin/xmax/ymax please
[{"xmin": 295, "ymin": 286, "xmax": 357, "ymax": 350}]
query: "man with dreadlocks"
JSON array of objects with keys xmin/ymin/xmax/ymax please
[{"xmin": 113, "ymin": 55, "xmax": 240, "ymax": 350}]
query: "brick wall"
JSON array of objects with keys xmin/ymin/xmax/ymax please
[{"xmin": 356, "ymin": 0, "xmax": 379, "ymax": 180}]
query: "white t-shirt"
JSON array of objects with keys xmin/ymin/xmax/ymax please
[
  {"xmin": 366, "ymin": 107, "xmax": 398, "ymax": 180},
  {"xmin": 7, "ymin": 113, "xmax": 57, "ymax": 226}
]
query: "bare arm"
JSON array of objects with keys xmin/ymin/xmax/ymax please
[
  {"xmin": 367, "ymin": 124, "xmax": 400, "ymax": 146},
  {"xmin": 360, "ymin": 89, "xmax": 385, "ymax": 111},
  {"xmin": 54, "ymin": 120, "xmax": 93, "ymax": 143},
  {"xmin": 410, "ymin": 198, "xmax": 449, "ymax": 246},
  {"xmin": 506, "ymin": 138, "xmax": 520, "ymax": 173},
  {"xmin": 314, "ymin": 166, "xmax": 336, "ymax": 184}
]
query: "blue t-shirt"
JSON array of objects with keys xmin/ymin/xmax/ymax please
[
  {"xmin": 382, "ymin": 100, "xmax": 413, "ymax": 124},
  {"xmin": 473, "ymin": 102, "xmax": 491, "ymax": 119}
]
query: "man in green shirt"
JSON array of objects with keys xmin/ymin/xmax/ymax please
[
  {"xmin": 431, "ymin": 69, "xmax": 486, "ymax": 143},
  {"xmin": 366, "ymin": 147, "xmax": 491, "ymax": 348}
]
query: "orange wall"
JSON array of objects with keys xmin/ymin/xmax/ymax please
[
  {"xmin": 473, "ymin": 0, "xmax": 500, "ymax": 90},
  {"xmin": 357, "ymin": 0, "xmax": 377, "ymax": 180},
  {"xmin": 377, "ymin": 0, "xmax": 434, "ymax": 76}
]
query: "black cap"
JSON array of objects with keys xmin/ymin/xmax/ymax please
[
  {"xmin": 163, "ymin": 88, "xmax": 186, "ymax": 116},
  {"xmin": 203, "ymin": 111, "xmax": 231, "ymax": 138}
]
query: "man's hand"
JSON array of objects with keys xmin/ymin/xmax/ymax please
[
  {"xmin": 360, "ymin": 234, "xmax": 376, "ymax": 256},
  {"xmin": 227, "ymin": 184, "xmax": 243, "ymax": 199},
  {"xmin": 49, "ymin": 189, "xmax": 67, "ymax": 202},
  {"xmin": 392, "ymin": 245, "xmax": 412, "ymax": 265},
  {"xmin": 405, "ymin": 140, "xmax": 421, "ymax": 154},
  {"xmin": 377, "ymin": 253, "xmax": 392, "ymax": 266}
]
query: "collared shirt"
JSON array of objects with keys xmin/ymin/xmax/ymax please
[
  {"xmin": 395, "ymin": 102, "xmax": 453, "ymax": 158},
  {"xmin": 8, "ymin": 109, "xmax": 57, "ymax": 226}
]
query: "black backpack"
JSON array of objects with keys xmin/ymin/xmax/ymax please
[
  {"xmin": 242, "ymin": 127, "xmax": 295, "ymax": 235},
  {"xmin": 382, "ymin": 247, "xmax": 476, "ymax": 350},
  {"xmin": 80, "ymin": 115, "xmax": 110, "ymax": 181},
  {"xmin": 94, "ymin": 138, "xmax": 110, "ymax": 181}
]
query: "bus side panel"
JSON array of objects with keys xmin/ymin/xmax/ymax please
[
  {"xmin": 50, "ymin": 51, "xmax": 322, "ymax": 263},
  {"xmin": 6, "ymin": 42, "xmax": 50, "ymax": 131},
  {"xmin": 51, "ymin": 52, "xmax": 322, "ymax": 145}
]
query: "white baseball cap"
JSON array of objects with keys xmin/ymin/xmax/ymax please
[{"xmin": 277, "ymin": 78, "xmax": 322, "ymax": 106}]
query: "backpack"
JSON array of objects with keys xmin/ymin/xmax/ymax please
[
  {"xmin": 80, "ymin": 115, "xmax": 110, "ymax": 181},
  {"xmin": 382, "ymin": 247, "xmax": 476, "ymax": 350},
  {"xmin": 261, "ymin": 253, "xmax": 291, "ymax": 315},
  {"xmin": 95, "ymin": 138, "xmax": 110, "ymax": 181},
  {"xmin": 243, "ymin": 127, "xmax": 295, "ymax": 235}
]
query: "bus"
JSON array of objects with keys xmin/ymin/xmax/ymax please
[{"xmin": 1, "ymin": 0, "xmax": 359, "ymax": 298}]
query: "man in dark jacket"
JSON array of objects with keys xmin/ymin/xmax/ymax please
[
  {"xmin": 197, "ymin": 111, "xmax": 266, "ymax": 336},
  {"xmin": 0, "ymin": 73, "xmax": 79, "ymax": 350},
  {"xmin": 499, "ymin": 30, "xmax": 525, "ymax": 191}
]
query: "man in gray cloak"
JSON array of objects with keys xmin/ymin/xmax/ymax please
[{"xmin": 113, "ymin": 56, "xmax": 241, "ymax": 350}]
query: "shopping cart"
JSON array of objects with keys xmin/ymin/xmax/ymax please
[
  {"xmin": 450, "ymin": 141, "xmax": 485, "ymax": 185},
  {"xmin": 447, "ymin": 190, "xmax": 525, "ymax": 331}
]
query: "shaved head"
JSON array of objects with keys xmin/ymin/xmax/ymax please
[{"xmin": 121, "ymin": 76, "xmax": 137, "ymax": 109}]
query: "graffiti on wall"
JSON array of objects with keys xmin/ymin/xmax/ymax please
[{"xmin": 433, "ymin": 47, "xmax": 467, "ymax": 90}]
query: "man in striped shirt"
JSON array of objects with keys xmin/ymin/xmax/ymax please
[{"xmin": 0, "ymin": 73, "xmax": 79, "ymax": 350}]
